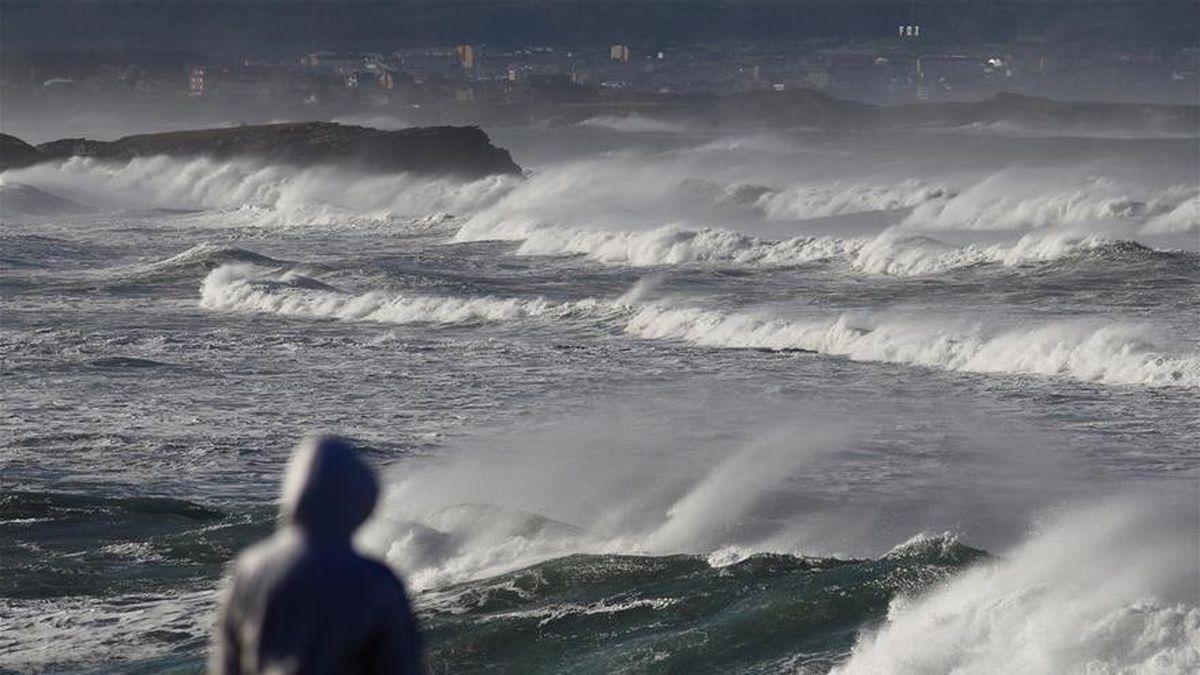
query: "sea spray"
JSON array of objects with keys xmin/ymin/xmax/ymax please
[
  {"xmin": 625, "ymin": 306, "xmax": 1200, "ymax": 387},
  {"xmin": 200, "ymin": 263, "xmax": 596, "ymax": 326}
]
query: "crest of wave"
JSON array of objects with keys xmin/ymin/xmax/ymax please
[
  {"xmin": 455, "ymin": 152, "xmax": 957, "ymax": 248},
  {"xmin": 626, "ymin": 307, "xmax": 1200, "ymax": 387},
  {"xmin": 461, "ymin": 208, "xmax": 1142, "ymax": 276},
  {"xmin": 199, "ymin": 263, "xmax": 597, "ymax": 325},
  {"xmin": 756, "ymin": 178, "xmax": 951, "ymax": 220},
  {"xmin": 359, "ymin": 410, "xmax": 853, "ymax": 591},
  {"xmin": 1143, "ymin": 190, "xmax": 1200, "ymax": 233},
  {"xmin": 577, "ymin": 114, "xmax": 693, "ymax": 134},
  {"xmin": 847, "ymin": 230, "xmax": 1127, "ymax": 275},
  {"xmin": 832, "ymin": 499, "xmax": 1200, "ymax": 675},
  {"xmin": 466, "ymin": 218, "xmax": 859, "ymax": 267},
  {"xmin": 3, "ymin": 155, "xmax": 517, "ymax": 226},
  {"xmin": 901, "ymin": 167, "xmax": 1198, "ymax": 232}
]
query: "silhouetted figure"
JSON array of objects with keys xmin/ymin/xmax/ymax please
[{"xmin": 211, "ymin": 436, "xmax": 421, "ymax": 674}]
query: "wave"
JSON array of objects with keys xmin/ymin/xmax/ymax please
[
  {"xmin": 200, "ymin": 263, "xmax": 601, "ymax": 326},
  {"xmin": 462, "ymin": 220, "xmax": 858, "ymax": 267},
  {"xmin": 411, "ymin": 500, "xmax": 1197, "ymax": 674},
  {"xmin": 833, "ymin": 500, "xmax": 1200, "ymax": 674},
  {"xmin": 942, "ymin": 119, "xmax": 1200, "ymax": 140},
  {"xmin": 6, "ymin": 138, "xmax": 1193, "ymax": 240},
  {"xmin": 902, "ymin": 171, "xmax": 1198, "ymax": 233},
  {"xmin": 756, "ymin": 178, "xmax": 951, "ymax": 220},
  {"xmin": 88, "ymin": 356, "xmax": 171, "ymax": 369},
  {"xmin": 2, "ymin": 155, "xmax": 517, "ymax": 228},
  {"xmin": 0, "ymin": 180, "xmax": 88, "ymax": 216},
  {"xmin": 577, "ymin": 115, "xmax": 695, "ymax": 134},
  {"xmin": 845, "ymin": 231, "xmax": 1172, "ymax": 276},
  {"xmin": 458, "ymin": 212, "xmax": 1173, "ymax": 276},
  {"xmin": 625, "ymin": 306, "xmax": 1200, "ymax": 387},
  {"xmin": 417, "ymin": 541, "xmax": 981, "ymax": 673},
  {"xmin": 49, "ymin": 243, "xmax": 293, "ymax": 291},
  {"xmin": 0, "ymin": 234, "xmax": 104, "ymax": 269},
  {"xmin": 133, "ymin": 243, "xmax": 286, "ymax": 280},
  {"xmin": 0, "ymin": 590, "xmax": 215, "ymax": 670}
]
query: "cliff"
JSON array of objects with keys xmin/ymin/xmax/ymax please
[
  {"xmin": 0, "ymin": 133, "xmax": 46, "ymax": 171},
  {"xmin": 1, "ymin": 123, "xmax": 522, "ymax": 177}
]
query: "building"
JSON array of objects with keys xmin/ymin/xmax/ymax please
[
  {"xmin": 456, "ymin": 44, "xmax": 475, "ymax": 70},
  {"xmin": 300, "ymin": 52, "xmax": 385, "ymax": 75},
  {"xmin": 610, "ymin": 45, "xmax": 630, "ymax": 62},
  {"xmin": 188, "ymin": 67, "xmax": 205, "ymax": 96}
]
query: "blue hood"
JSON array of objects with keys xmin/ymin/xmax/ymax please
[{"xmin": 280, "ymin": 436, "xmax": 379, "ymax": 538}]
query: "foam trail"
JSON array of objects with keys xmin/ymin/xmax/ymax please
[
  {"xmin": 833, "ymin": 500, "xmax": 1200, "ymax": 675},
  {"xmin": 0, "ymin": 590, "xmax": 215, "ymax": 669},
  {"xmin": 461, "ymin": 201, "xmax": 1168, "ymax": 274},
  {"xmin": 756, "ymin": 178, "xmax": 951, "ymax": 220},
  {"xmin": 626, "ymin": 306, "xmax": 1200, "ymax": 387},
  {"xmin": 577, "ymin": 115, "xmax": 694, "ymax": 134},
  {"xmin": 477, "ymin": 222, "xmax": 858, "ymax": 267},
  {"xmin": 901, "ymin": 169, "xmax": 1199, "ymax": 232},
  {"xmin": 200, "ymin": 264, "xmax": 595, "ymax": 325}
]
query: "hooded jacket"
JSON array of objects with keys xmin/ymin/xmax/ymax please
[{"xmin": 210, "ymin": 436, "xmax": 421, "ymax": 674}]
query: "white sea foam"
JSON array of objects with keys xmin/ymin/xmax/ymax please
[
  {"xmin": 901, "ymin": 169, "xmax": 1199, "ymax": 232},
  {"xmin": 3, "ymin": 155, "xmax": 517, "ymax": 227},
  {"xmin": 756, "ymin": 178, "xmax": 951, "ymax": 220},
  {"xmin": 0, "ymin": 590, "xmax": 215, "ymax": 669},
  {"xmin": 833, "ymin": 500, "xmax": 1200, "ymax": 675},
  {"xmin": 5, "ymin": 139, "xmax": 1193, "ymax": 239},
  {"xmin": 361, "ymin": 411, "xmax": 855, "ymax": 591},
  {"xmin": 471, "ymin": 221, "xmax": 858, "ymax": 267},
  {"xmin": 625, "ymin": 306, "xmax": 1200, "ymax": 387},
  {"xmin": 460, "ymin": 211, "xmax": 1159, "ymax": 275},
  {"xmin": 845, "ymin": 231, "xmax": 1134, "ymax": 276},
  {"xmin": 200, "ymin": 264, "xmax": 593, "ymax": 325},
  {"xmin": 577, "ymin": 115, "xmax": 694, "ymax": 134}
]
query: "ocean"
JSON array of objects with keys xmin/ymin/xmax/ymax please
[{"xmin": 1, "ymin": 121, "xmax": 1197, "ymax": 673}]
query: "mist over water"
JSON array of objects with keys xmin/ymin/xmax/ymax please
[{"xmin": 2, "ymin": 123, "xmax": 1198, "ymax": 672}]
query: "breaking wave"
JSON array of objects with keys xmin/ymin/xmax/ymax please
[
  {"xmin": 2, "ymin": 155, "xmax": 517, "ymax": 227},
  {"xmin": 417, "ymin": 542, "xmax": 983, "ymax": 673},
  {"xmin": 577, "ymin": 115, "xmax": 695, "ymax": 134},
  {"xmin": 131, "ymin": 243, "xmax": 286, "ymax": 280},
  {"xmin": 756, "ymin": 178, "xmax": 951, "ymax": 220},
  {"xmin": 5, "ymin": 141, "xmax": 1194, "ymax": 239},
  {"xmin": 199, "ymin": 264, "xmax": 599, "ymax": 326},
  {"xmin": 458, "ymin": 215, "xmax": 1173, "ymax": 276},
  {"xmin": 834, "ymin": 500, "xmax": 1200, "ymax": 674},
  {"xmin": 901, "ymin": 171, "xmax": 1198, "ymax": 232},
  {"xmin": 626, "ymin": 306, "xmax": 1200, "ymax": 387},
  {"xmin": 0, "ymin": 180, "xmax": 88, "ymax": 216},
  {"xmin": 367, "ymin": 476, "xmax": 1195, "ymax": 674}
]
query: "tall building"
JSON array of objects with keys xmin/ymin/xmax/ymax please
[
  {"xmin": 456, "ymin": 44, "xmax": 475, "ymax": 70},
  {"xmin": 188, "ymin": 67, "xmax": 205, "ymax": 96}
]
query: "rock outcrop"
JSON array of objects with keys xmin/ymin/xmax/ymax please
[
  {"xmin": 0, "ymin": 133, "xmax": 46, "ymax": 171},
  {"xmin": 1, "ymin": 123, "xmax": 522, "ymax": 177}
]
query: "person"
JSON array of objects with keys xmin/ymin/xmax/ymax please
[{"xmin": 210, "ymin": 435, "xmax": 422, "ymax": 674}]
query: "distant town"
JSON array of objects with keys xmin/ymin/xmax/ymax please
[{"xmin": 4, "ymin": 31, "xmax": 1198, "ymax": 131}]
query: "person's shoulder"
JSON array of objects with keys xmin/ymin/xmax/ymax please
[
  {"xmin": 231, "ymin": 531, "xmax": 299, "ymax": 580},
  {"xmin": 353, "ymin": 553, "xmax": 408, "ymax": 592}
]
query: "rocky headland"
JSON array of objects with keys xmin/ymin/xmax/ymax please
[{"xmin": 0, "ymin": 122, "xmax": 522, "ymax": 177}]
